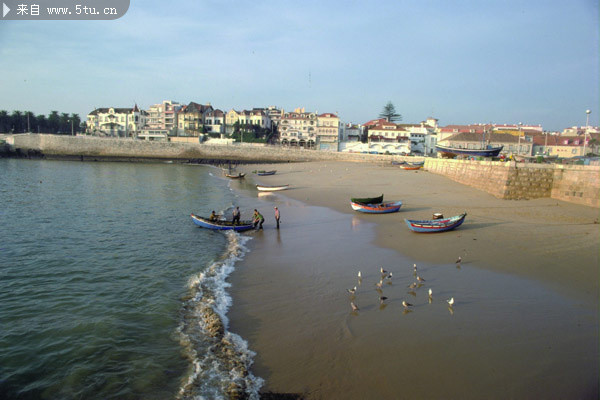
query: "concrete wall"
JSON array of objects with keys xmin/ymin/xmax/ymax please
[
  {"xmin": 425, "ymin": 158, "xmax": 599, "ymax": 208},
  {"xmin": 8, "ymin": 133, "xmax": 421, "ymax": 164},
  {"xmin": 552, "ymin": 165, "xmax": 600, "ymax": 207}
]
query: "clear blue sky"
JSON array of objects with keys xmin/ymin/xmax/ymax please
[{"xmin": 1, "ymin": 0, "xmax": 598, "ymax": 131}]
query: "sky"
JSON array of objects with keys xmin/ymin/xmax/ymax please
[{"xmin": 0, "ymin": 0, "xmax": 598, "ymax": 131}]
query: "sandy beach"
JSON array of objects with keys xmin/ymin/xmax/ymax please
[{"xmin": 227, "ymin": 161, "xmax": 599, "ymax": 399}]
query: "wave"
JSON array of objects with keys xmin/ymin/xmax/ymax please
[{"xmin": 176, "ymin": 231, "xmax": 263, "ymax": 400}]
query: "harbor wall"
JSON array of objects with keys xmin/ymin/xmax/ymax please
[
  {"xmin": 6, "ymin": 134, "xmax": 412, "ymax": 164},
  {"xmin": 425, "ymin": 158, "xmax": 599, "ymax": 208}
]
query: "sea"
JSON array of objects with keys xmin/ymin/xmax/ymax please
[{"xmin": 0, "ymin": 158, "xmax": 263, "ymax": 399}]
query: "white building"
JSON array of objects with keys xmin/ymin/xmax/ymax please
[{"xmin": 86, "ymin": 105, "xmax": 147, "ymax": 137}]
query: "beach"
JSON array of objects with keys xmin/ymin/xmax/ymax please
[{"xmin": 227, "ymin": 161, "xmax": 599, "ymax": 399}]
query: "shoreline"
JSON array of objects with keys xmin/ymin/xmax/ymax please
[{"xmin": 225, "ymin": 161, "xmax": 598, "ymax": 398}]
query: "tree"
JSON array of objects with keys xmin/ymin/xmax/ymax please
[
  {"xmin": 379, "ymin": 101, "xmax": 402, "ymax": 122},
  {"xmin": 0, "ymin": 110, "xmax": 9, "ymax": 133},
  {"xmin": 48, "ymin": 111, "xmax": 60, "ymax": 133}
]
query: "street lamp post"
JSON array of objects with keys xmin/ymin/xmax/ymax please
[
  {"xmin": 583, "ymin": 109, "xmax": 591, "ymax": 157},
  {"xmin": 517, "ymin": 122, "xmax": 522, "ymax": 155}
]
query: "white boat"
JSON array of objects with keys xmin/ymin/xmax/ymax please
[{"xmin": 256, "ymin": 184, "xmax": 289, "ymax": 192}]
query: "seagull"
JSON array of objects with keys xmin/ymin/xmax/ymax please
[
  {"xmin": 402, "ymin": 300, "xmax": 413, "ymax": 309},
  {"xmin": 347, "ymin": 286, "xmax": 357, "ymax": 294},
  {"xmin": 455, "ymin": 256, "xmax": 462, "ymax": 264},
  {"xmin": 380, "ymin": 267, "xmax": 388, "ymax": 275},
  {"xmin": 428, "ymin": 288, "xmax": 433, "ymax": 298},
  {"xmin": 413, "ymin": 263, "xmax": 417, "ymax": 271},
  {"xmin": 358, "ymin": 271, "xmax": 362, "ymax": 278},
  {"xmin": 379, "ymin": 296, "xmax": 388, "ymax": 304},
  {"xmin": 408, "ymin": 282, "xmax": 417, "ymax": 289},
  {"xmin": 417, "ymin": 276, "xmax": 426, "ymax": 282},
  {"xmin": 447, "ymin": 297, "xmax": 454, "ymax": 306},
  {"xmin": 351, "ymin": 302, "xmax": 359, "ymax": 312},
  {"xmin": 385, "ymin": 272, "xmax": 393, "ymax": 280}
]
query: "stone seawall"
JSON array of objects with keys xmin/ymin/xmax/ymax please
[
  {"xmin": 425, "ymin": 158, "xmax": 599, "ymax": 208},
  {"xmin": 7, "ymin": 134, "xmax": 409, "ymax": 164}
]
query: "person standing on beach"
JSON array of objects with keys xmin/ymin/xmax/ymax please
[
  {"xmin": 274, "ymin": 206, "xmax": 280, "ymax": 229},
  {"xmin": 252, "ymin": 209, "xmax": 264, "ymax": 230},
  {"xmin": 232, "ymin": 207, "xmax": 240, "ymax": 225}
]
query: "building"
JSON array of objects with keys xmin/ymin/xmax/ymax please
[
  {"xmin": 532, "ymin": 133, "xmax": 599, "ymax": 158},
  {"xmin": 279, "ymin": 108, "xmax": 317, "ymax": 148},
  {"xmin": 204, "ymin": 109, "xmax": 225, "ymax": 135},
  {"xmin": 177, "ymin": 102, "xmax": 213, "ymax": 136},
  {"xmin": 340, "ymin": 123, "xmax": 363, "ymax": 142},
  {"xmin": 316, "ymin": 113, "xmax": 340, "ymax": 150},
  {"xmin": 86, "ymin": 105, "xmax": 147, "ymax": 137},
  {"xmin": 143, "ymin": 100, "xmax": 183, "ymax": 137},
  {"xmin": 366, "ymin": 121, "xmax": 411, "ymax": 155}
]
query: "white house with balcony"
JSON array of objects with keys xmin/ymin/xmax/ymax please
[{"xmin": 86, "ymin": 105, "xmax": 147, "ymax": 137}]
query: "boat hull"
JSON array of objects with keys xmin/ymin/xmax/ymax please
[
  {"xmin": 256, "ymin": 184, "xmax": 289, "ymax": 192},
  {"xmin": 256, "ymin": 170, "xmax": 277, "ymax": 176},
  {"xmin": 350, "ymin": 194, "xmax": 384, "ymax": 204},
  {"xmin": 191, "ymin": 213, "xmax": 254, "ymax": 231},
  {"xmin": 351, "ymin": 201, "xmax": 403, "ymax": 213},
  {"xmin": 435, "ymin": 144, "xmax": 503, "ymax": 157},
  {"xmin": 225, "ymin": 173, "xmax": 246, "ymax": 179},
  {"xmin": 405, "ymin": 213, "xmax": 467, "ymax": 233}
]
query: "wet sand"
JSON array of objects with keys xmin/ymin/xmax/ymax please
[{"xmin": 227, "ymin": 161, "xmax": 599, "ymax": 399}]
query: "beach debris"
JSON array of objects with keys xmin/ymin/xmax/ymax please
[
  {"xmin": 379, "ymin": 296, "xmax": 388, "ymax": 305},
  {"xmin": 347, "ymin": 286, "xmax": 357, "ymax": 295},
  {"xmin": 447, "ymin": 297, "xmax": 454, "ymax": 306},
  {"xmin": 402, "ymin": 300, "xmax": 413, "ymax": 309},
  {"xmin": 408, "ymin": 290, "xmax": 416, "ymax": 297},
  {"xmin": 351, "ymin": 302, "xmax": 359, "ymax": 312}
]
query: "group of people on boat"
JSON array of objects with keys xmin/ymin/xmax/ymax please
[{"xmin": 211, "ymin": 206, "xmax": 280, "ymax": 230}]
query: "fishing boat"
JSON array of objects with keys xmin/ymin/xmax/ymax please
[
  {"xmin": 190, "ymin": 213, "xmax": 254, "ymax": 232},
  {"xmin": 405, "ymin": 212, "xmax": 467, "ymax": 233},
  {"xmin": 224, "ymin": 172, "xmax": 246, "ymax": 179},
  {"xmin": 435, "ymin": 143, "xmax": 503, "ymax": 158},
  {"xmin": 402, "ymin": 165, "xmax": 422, "ymax": 170},
  {"xmin": 351, "ymin": 201, "xmax": 403, "ymax": 214},
  {"xmin": 256, "ymin": 184, "xmax": 289, "ymax": 192},
  {"xmin": 350, "ymin": 194, "xmax": 384, "ymax": 204},
  {"xmin": 254, "ymin": 170, "xmax": 277, "ymax": 176}
]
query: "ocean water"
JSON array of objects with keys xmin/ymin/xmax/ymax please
[{"xmin": 0, "ymin": 159, "xmax": 262, "ymax": 399}]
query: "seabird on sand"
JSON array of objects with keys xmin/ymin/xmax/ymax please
[
  {"xmin": 347, "ymin": 286, "xmax": 357, "ymax": 294},
  {"xmin": 447, "ymin": 297, "xmax": 455, "ymax": 306},
  {"xmin": 375, "ymin": 280, "xmax": 383, "ymax": 289},
  {"xmin": 379, "ymin": 296, "xmax": 388, "ymax": 304},
  {"xmin": 358, "ymin": 271, "xmax": 362, "ymax": 278},
  {"xmin": 351, "ymin": 302, "xmax": 359, "ymax": 312},
  {"xmin": 408, "ymin": 282, "xmax": 417, "ymax": 289},
  {"xmin": 456, "ymin": 256, "xmax": 462, "ymax": 264},
  {"xmin": 417, "ymin": 276, "xmax": 426, "ymax": 282},
  {"xmin": 428, "ymin": 288, "xmax": 433, "ymax": 298},
  {"xmin": 402, "ymin": 300, "xmax": 413, "ymax": 309},
  {"xmin": 380, "ymin": 267, "xmax": 388, "ymax": 275}
]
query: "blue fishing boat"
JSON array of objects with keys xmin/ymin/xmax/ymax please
[
  {"xmin": 191, "ymin": 213, "xmax": 254, "ymax": 232},
  {"xmin": 405, "ymin": 212, "xmax": 467, "ymax": 233},
  {"xmin": 435, "ymin": 144, "xmax": 503, "ymax": 157},
  {"xmin": 351, "ymin": 201, "xmax": 403, "ymax": 214}
]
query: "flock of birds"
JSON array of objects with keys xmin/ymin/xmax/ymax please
[{"xmin": 348, "ymin": 257, "xmax": 462, "ymax": 315}]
